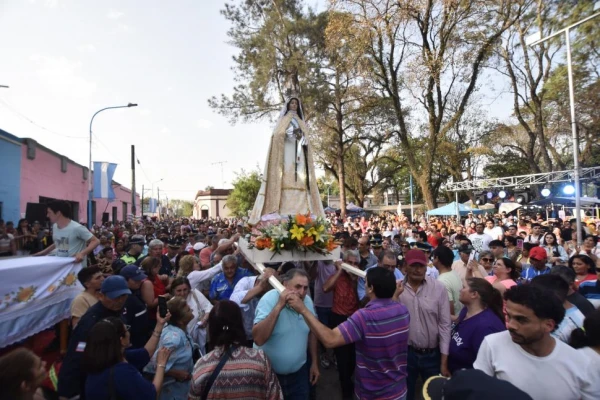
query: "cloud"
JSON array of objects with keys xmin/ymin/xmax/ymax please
[
  {"xmin": 29, "ymin": 54, "xmax": 97, "ymax": 99},
  {"xmin": 160, "ymin": 127, "xmax": 171, "ymax": 134},
  {"xmin": 77, "ymin": 44, "xmax": 96, "ymax": 53},
  {"xmin": 197, "ymin": 119, "xmax": 214, "ymax": 130},
  {"xmin": 107, "ymin": 9, "xmax": 124, "ymax": 20},
  {"xmin": 139, "ymin": 108, "xmax": 151, "ymax": 117}
]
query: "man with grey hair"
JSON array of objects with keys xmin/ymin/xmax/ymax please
[
  {"xmin": 253, "ymin": 268, "xmax": 320, "ymax": 399},
  {"xmin": 120, "ymin": 234, "xmax": 145, "ymax": 265},
  {"xmin": 208, "ymin": 253, "xmax": 250, "ymax": 301},
  {"xmin": 135, "ymin": 238, "xmax": 173, "ymax": 276}
]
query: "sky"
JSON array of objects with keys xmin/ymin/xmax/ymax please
[{"xmin": 0, "ymin": 0, "xmax": 512, "ymax": 202}]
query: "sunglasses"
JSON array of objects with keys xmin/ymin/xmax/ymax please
[{"xmin": 481, "ymin": 258, "xmax": 493, "ymax": 262}]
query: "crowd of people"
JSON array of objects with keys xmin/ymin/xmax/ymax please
[{"xmin": 1, "ymin": 199, "xmax": 600, "ymax": 399}]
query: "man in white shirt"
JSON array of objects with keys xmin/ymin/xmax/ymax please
[
  {"xmin": 474, "ymin": 284, "xmax": 598, "ymax": 400},
  {"xmin": 468, "ymin": 223, "xmax": 493, "ymax": 255},
  {"xmin": 483, "ymin": 219, "xmax": 504, "ymax": 241},
  {"xmin": 524, "ymin": 223, "xmax": 543, "ymax": 244}
]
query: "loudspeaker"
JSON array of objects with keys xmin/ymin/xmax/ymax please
[
  {"xmin": 102, "ymin": 213, "xmax": 109, "ymax": 224},
  {"xmin": 25, "ymin": 203, "xmax": 48, "ymax": 225}
]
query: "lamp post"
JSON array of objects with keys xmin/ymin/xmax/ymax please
[
  {"xmin": 526, "ymin": 7, "xmax": 600, "ymax": 245},
  {"xmin": 88, "ymin": 103, "xmax": 138, "ymax": 229}
]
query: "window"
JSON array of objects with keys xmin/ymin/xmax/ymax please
[
  {"xmin": 61, "ymin": 157, "xmax": 67, "ymax": 173},
  {"xmin": 83, "ymin": 167, "xmax": 88, "ymax": 180}
]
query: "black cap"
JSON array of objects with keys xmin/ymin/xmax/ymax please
[
  {"xmin": 489, "ymin": 240, "xmax": 505, "ymax": 248},
  {"xmin": 423, "ymin": 369, "xmax": 532, "ymax": 400}
]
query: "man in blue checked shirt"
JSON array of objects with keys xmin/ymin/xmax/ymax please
[{"xmin": 209, "ymin": 254, "xmax": 251, "ymax": 301}]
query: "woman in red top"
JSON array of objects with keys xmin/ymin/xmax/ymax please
[
  {"xmin": 323, "ymin": 251, "xmax": 359, "ymax": 400},
  {"xmin": 141, "ymin": 257, "xmax": 167, "ymax": 326}
]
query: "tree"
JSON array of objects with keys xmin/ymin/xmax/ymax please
[
  {"xmin": 169, "ymin": 200, "xmax": 194, "ymax": 217},
  {"xmin": 204, "ymin": 185, "xmax": 215, "ymax": 191},
  {"xmin": 330, "ymin": 0, "xmax": 525, "ymax": 208},
  {"xmin": 226, "ymin": 168, "xmax": 262, "ymax": 218}
]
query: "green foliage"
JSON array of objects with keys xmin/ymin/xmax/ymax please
[
  {"xmin": 169, "ymin": 200, "xmax": 194, "ymax": 217},
  {"xmin": 226, "ymin": 168, "xmax": 262, "ymax": 218}
]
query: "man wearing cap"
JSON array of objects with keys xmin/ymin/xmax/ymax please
[
  {"xmin": 399, "ymin": 249, "xmax": 451, "ymax": 400},
  {"xmin": 520, "ymin": 246, "xmax": 550, "ymax": 282},
  {"xmin": 474, "ymin": 284, "xmax": 598, "ymax": 399},
  {"xmin": 423, "ymin": 368, "xmax": 533, "ymax": 400},
  {"xmin": 58, "ymin": 276, "xmax": 132, "ymax": 399},
  {"xmin": 120, "ymin": 234, "xmax": 145, "ymax": 265},
  {"xmin": 488, "ymin": 240, "xmax": 506, "ymax": 260},
  {"xmin": 451, "ymin": 244, "xmax": 489, "ymax": 282},
  {"xmin": 120, "ymin": 265, "xmax": 150, "ymax": 345}
]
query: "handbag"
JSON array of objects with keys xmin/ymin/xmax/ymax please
[{"xmin": 201, "ymin": 346, "xmax": 237, "ymax": 400}]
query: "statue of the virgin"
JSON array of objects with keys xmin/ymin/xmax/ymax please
[{"xmin": 249, "ymin": 96, "xmax": 325, "ymax": 224}]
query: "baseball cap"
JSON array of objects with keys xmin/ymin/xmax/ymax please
[
  {"xmin": 129, "ymin": 235, "xmax": 145, "ymax": 246},
  {"xmin": 423, "ymin": 369, "xmax": 532, "ymax": 400},
  {"xmin": 458, "ymin": 244, "xmax": 473, "ymax": 254},
  {"xmin": 405, "ymin": 249, "xmax": 428, "ymax": 266},
  {"xmin": 529, "ymin": 246, "xmax": 547, "ymax": 261},
  {"xmin": 193, "ymin": 242, "xmax": 206, "ymax": 251},
  {"xmin": 489, "ymin": 240, "xmax": 505, "ymax": 248},
  {"xmin": 101, "ymin": 276, "xmax": 132, "ymax": 299},
  {"xmin": 120, "ymin": 265, "xmax": 147, "ymax": 282}
]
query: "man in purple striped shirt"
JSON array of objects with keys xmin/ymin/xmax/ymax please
[{"xmin": 287, "ymin": 267, "xmax": 410, "ymax": 400}]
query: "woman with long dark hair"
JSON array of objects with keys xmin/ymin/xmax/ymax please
[
  {"xmin": 0, "ymin": 348, "xmax": 47, "ymax": 400},
  {"xmin": 188, "ymin": 300, "xmax": 283, "ymax": 399},
  {"xmin": 569, "ymin": 254, "xmax": 597, "ymax": 288},
  {"xmin": 448, "ymin": 278, "xmax": 506, "ymax": 373},
  {"xmin": 140, "ymin": 256, "xmax": 167, "ymax": 328},
  {"xmin": 84, "ymin": 316, "xmax": 172, "ymax": 400},
  {"xmin": 541, "ymin": 232, "xmax": 568, "ymax": 267}
]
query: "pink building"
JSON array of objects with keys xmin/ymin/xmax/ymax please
[{"xmin": 19, "ymin": 138, "xmax": 139, "ymax": 225}]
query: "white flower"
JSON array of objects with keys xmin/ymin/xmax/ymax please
[{"xmin": 270, "ymin": 224, "xmax": 289, "ymax": 240}]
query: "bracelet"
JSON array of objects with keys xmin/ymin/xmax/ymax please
[
  {"xmin": 153, "ymin": 330, "xmax": 162, "ymax": 336},
  {"xmin": 157, "ymin": 364, "xmax": 166, "ymax": 368}
]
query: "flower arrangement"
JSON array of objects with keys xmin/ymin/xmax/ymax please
[{"xmin": 249, "ymin": 213, "xmax": 338, "ymax": 258}]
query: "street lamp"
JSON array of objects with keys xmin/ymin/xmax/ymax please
[
  {"xmin": 526, "ymin": 7, "xmax": 600, "ymax": 245},
  {"xmin": 88, "ymin": 103, "xmax": 138, "ymax": 228}
]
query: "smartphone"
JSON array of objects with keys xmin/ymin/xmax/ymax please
[
  {"xmin": 158, "ymin": 295, "xmax": 168, "ymax": 318},
  {"xmin": 517, "ymin": 239, "xmax": 524, "ymax": 250}
]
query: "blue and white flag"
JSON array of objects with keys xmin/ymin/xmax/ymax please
[
  {"xmin": 93, "ymin": 162, "xmax": 117, "ymax": 200},
  {"xmin": 149, "ymin": 198, "xmax": 158, "ymax": 213}
]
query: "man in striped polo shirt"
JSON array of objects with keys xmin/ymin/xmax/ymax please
[{"xmin": 287, "ymin": 267, "xmax": 409, "ymax": 399}]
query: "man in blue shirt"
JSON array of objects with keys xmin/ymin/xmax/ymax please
[
  {"xmin": 520, "ymin": 246, "xmax": 551, "ymax": 283},
  {"xmin": 209, "ymin": 254, "xmax": 251, "ymax": 301},
  {"xmin": 358, "ymin": 251, "xmax": 404, "ymax": 300}
]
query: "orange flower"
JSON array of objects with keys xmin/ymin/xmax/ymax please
[
  {"xmin": 255, "ymin": 237, "xmax": 272, "ymax": 250},
  {"xmin": 300, "ymin": 236, "xmax": 315, "ymax": 247},
  {"xmin": 295, "ymin": 213, "xmax": 312, "ymax": 226},
  {"xmin": 326, "ymin": 239, "xmax": 338, "ymax": 252}
]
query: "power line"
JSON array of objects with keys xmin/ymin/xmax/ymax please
[{"xmin": 0, "ymin": 97, "xmax": 87, "ymax": 139}]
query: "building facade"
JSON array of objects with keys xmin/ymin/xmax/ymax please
[
  {"xmin": 0, "ymin": 129, "xmax": 139, "ymax": 226},
  {"xmin": 193, "ymin": 189, "xmax": 232, "ymax": 219}
]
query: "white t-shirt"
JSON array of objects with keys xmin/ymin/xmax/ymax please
[
  {"xmin": 468, "ymin": 233, "xmax": 493, "ymax": 253},
  {"xmin": 474, "ymin": 331, "xmax": 598, "ymax": 400},
  {"xmin": 484, "ymin": 227, "xmax": 504, "ymax": 241},
  {"xmin": 52, "ymin": 220, "xmax": 93, "ymax": 267},
  {"xmin": 578, "ymin": 347, "xmax": 600, "ymax": 382},
  {"xmin": 187, "ymin": 262, "xmax": 222, "ymax": 291}
]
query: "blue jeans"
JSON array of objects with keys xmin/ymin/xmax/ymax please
[
  {"xmin": 407, "ymin": 347, "xmax": 440, "ymax": 400},
  {"xmin": 277, "ymin": 361, "xmax": 309, "ymax": 400}
]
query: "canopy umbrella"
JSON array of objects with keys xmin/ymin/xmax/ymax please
[
  {"xmin": 427, "ymin": 201, "xmax": 486, "ymax": 216},
  {"xmin": 346, "ymin": 202, "xmax": 364, "ymax": 212},
  {"xmin": 323, "ymin": 206, "xmax": 337, "ymax": 213},
  {"xmin": 499, "ymin": 202, "xmax": 522, "ymax": 214}
]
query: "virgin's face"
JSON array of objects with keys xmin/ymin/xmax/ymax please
[{"xmin": 289, "ymin": 99, "xmax": 298, "ymax": 111}]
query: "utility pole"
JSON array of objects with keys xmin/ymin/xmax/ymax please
[
  {"xmin": 131, "ymin": 145, "xmax": 136, "ymax": 217},
  {"xmin": 157, "ymin": 187, "xmax": 161, "ymax": 219},
  {"xmin": 141, "ymin": 184, "xmax": 144, "ymax": 217},
  {"xmin": 211, "ymin": 161, "xmax": 228, "ymax": 188}
]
